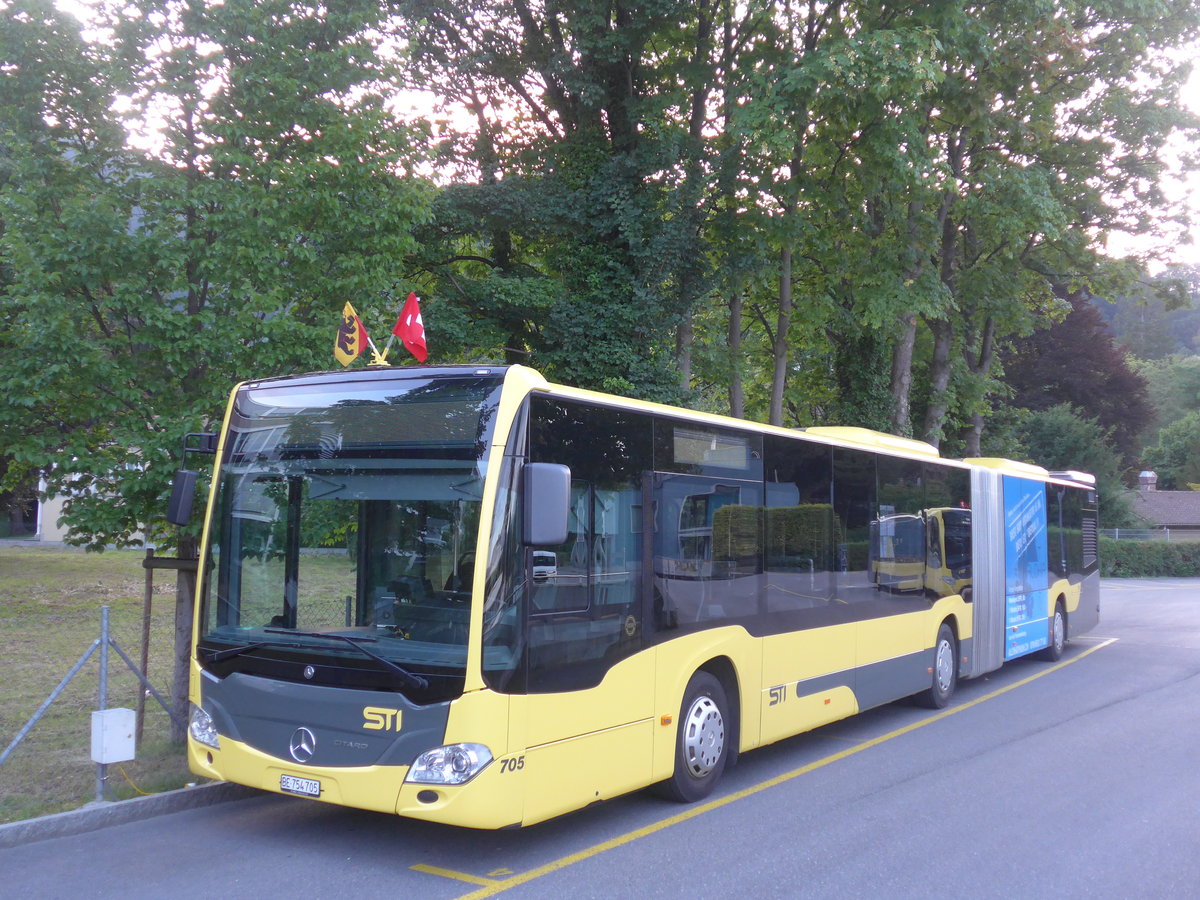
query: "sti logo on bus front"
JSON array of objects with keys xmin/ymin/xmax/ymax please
[{"xmin": 362, "ymin": 707, "xmax": 403, "ymax": 731}]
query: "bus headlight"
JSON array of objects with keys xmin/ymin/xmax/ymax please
[
  {"xmin": 189, "ymin": 703, "xmax": 220, "ymax": 749},
  {"xmin": 406, "ymin": 743, "xmax": 493, "ymax": 785}
]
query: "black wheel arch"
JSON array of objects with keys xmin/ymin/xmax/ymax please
[
  {"xmin": 942, "ymin": 613, "xmax": 961, "ymax": 644},
  {"xmin": 696, "ymin": 656, "xmax": 740, "ymax": 768}
]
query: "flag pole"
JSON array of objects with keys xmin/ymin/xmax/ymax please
[{"xmin": 365, "ymin": 331, "xmax": 389, "ymax": 366}]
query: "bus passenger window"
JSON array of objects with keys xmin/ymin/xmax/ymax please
[
  {"xmin": 525, "ymin": 397, "xmax": 652, "ymax": 692},
  {"xmin": 654, "ymin": 474, "xmax": 761, "ymax": 627},
  {"xmin": 763, "ymin": 437, "xmax": 838, "ymax": 625}
]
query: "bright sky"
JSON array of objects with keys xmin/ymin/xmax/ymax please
[{"xmin": 1104, "ymin": 60, "xmax": 1200, "ymax": 273}]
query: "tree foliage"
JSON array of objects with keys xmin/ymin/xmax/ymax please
[
  {"xmin": 1143, "ymin": 411, "xmax": 1200, "ymax": 491},
  {"xmin": 0, "ymin": 0, "xmax": 430, "ymax": 548},
  {"xmin": 395, "ymin": 0, "xmax": 725, "ymax": 400},
  {"xmin": 398, "ymin": 0, "xmax": 1200, "ymax": 442},
  {"xmin": 1002, "ymin": 290, "xmax": 1152, "ymax": 470},
  {"xmin": 2, "ymin": 0, "xmax": 1199, "ymax": 545},
  {"xmin": 1135, "ymin": 354, "xmax": 1200, "ymax": 438},
  {"xmin": 1092, "ymin": 263, "xmax": 1200, "ymax": 366},
  {"xmin": 1011, "ymin": 404, "xmax": 1135, "ymax": 526}
]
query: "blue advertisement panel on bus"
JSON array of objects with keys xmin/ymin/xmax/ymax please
[{"xmin": 1002, "ymin": 476, "xmax": 1050, "ymax": 660}]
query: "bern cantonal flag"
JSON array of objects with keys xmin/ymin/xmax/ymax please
[
  {"xmin": 393, "ymin": 292, "xmax": 427, "ymax": 362},
  {"xmin": 334, "ymin": 302, "xmax": 368, "ymax": 367}
]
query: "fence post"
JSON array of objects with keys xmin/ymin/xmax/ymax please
[
  {"xmin": 138, "ymin": 548, "xmax": 154, "ymax": 747},
  {"xmin": 140, "ymin": 552, "xmax": 199, "ymax": 745},
  {"xmin": 95, "ymin": 605, "xmax": 110, "ymax": 803}
]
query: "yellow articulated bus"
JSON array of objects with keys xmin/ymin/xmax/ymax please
[{"xmin": 172, "ymin": 365, "xmax": 1099, "ymax": 828}]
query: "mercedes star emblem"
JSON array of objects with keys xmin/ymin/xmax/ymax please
[
  {"xmin": 289, "ymin": 727, "xmax": 316, "ymax": 763},
  {"xmin": 304, "ymin": 665, "xmax": 315, "ymax": 680}
]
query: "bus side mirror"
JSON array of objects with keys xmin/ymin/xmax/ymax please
[
  {"xmin": 523, "ymin": 463, "xmax": 570, "ymax": 546},
  {"xmin": 166, "ymin": 431, "xmax": 218, "ymax": 526},
  {"xmin": 167, "ymin": 469, "xmax": 199, "ymax": 526}
]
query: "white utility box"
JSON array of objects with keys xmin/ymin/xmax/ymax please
[{"xmin": 91, "ymin": 708, "xmax": 136, "ymax": 764}]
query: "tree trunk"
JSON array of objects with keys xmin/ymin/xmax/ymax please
[
  {"xmin": 770, "ymin": 245, "xmax": 792, "ymax": 427},
  {"xmin": 670, "ymin": 3, "xmax": 713, "ymax": 398},
  {"xmin": 728, "ymin": 290, "xmax": 744, "ymax": 419},
  {"xmin": 960, "ymin": 315, "xmax": 997, "ymax": 454},
  {"xmin": 889, "ymin": 313, "xmax": 917, "ymax": 436},
  {"xmin": 921, "ymin": 319, "xmax": 954, "ymax": 448},
  {"xmin": 676, "ymin": 317, "xmax": 693, "ymax": 394},
  {"xmin": 963, "ymin": 412, "xmax": 985, "ymax": 457}
]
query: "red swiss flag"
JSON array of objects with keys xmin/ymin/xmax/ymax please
[{"xmin": 392, "ymin": 292, "xmax": 427, "ymax": 362}]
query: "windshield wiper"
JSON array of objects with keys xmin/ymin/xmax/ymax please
[
  {"xmin": 265, "ymin": 628, "xmax": 429, "ymax": 692},
  {"xmin": 203, "ymin": 642, "xmax": 268, "ymax": 663},
  {"xmin": 202, "ymin": 637, "xmax": 312, "ymax": 664}
]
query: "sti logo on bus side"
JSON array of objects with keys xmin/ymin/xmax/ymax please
[{"xmin": 362, "ymin": 707, "xmax": 403, "ymax": 731}]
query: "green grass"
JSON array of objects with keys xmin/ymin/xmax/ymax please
[{"xmin": 0, "ymin": 545, "xmax": 196, "ymax": 824}]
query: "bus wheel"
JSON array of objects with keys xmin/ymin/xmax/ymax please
[
  {"xmin": 1038, "ymin": 601, "xmax": 1066, "ymax": 662},
  {"xmin": 655, "ymin": 672, "xmax": 729, "ymax": 803},
  {"xmin": 917, "ymin": 623, "xmax": 957, "ymax": 709}
]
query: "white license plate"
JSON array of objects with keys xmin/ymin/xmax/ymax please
[{"xmin": 280, "ymin": 774, "xmax": 321, "ymax": 798}]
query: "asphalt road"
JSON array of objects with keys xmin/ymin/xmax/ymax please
[{"xmin": 4, "ymin": 578, "xmax": 1199, "ymax": 899}]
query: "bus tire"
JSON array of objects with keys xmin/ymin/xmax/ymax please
[
  {"xmin": 1038, "ymin": 601, "xmax": 1066, "ymax": 662},
  {"xmin": 917, "ymin": 622, "xmax": 957, "ymax": 709},
  {"xmin": 654, "ymin": 671, "xmax": 729, "ymax": 803}
]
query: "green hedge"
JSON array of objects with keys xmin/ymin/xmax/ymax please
[
  {"xmin": 766, "ymin": 504, "xmax": 843, "ymax": 561},
  {"xmin": 711, "ymin": 504, "xmax": 762, "ymax": 561},
  {"xmin": 1099, "ymin": 538, "xmax": 1200, "ymax": 577},
  {"xmin": 712, "ymin": 504, "xmax": 849, "ymax": 564}
]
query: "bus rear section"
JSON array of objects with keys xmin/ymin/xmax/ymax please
[{"xmin": 963, "ymin": 460, "xmax": 1099, "ymax": 677}]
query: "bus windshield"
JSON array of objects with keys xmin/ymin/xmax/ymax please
[{"xmin": 197, "ymin": 371, "xmax": 504, "ymax": 702}]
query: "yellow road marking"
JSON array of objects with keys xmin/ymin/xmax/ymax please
[
  {"xmin": 411, "ymin": 864, "xmax": 504, "ymax": 887},
  {"xmin": 444, "ymin": 638, "xmax": 1117, "ymax": 899}
]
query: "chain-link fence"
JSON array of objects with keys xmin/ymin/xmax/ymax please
[
  {"xmin": 0, "ymin": 547, "xmax": 193, "ymax": 824},
  {"xmin": 1101, "ymin": 528, "xmax": 1199, "ymax": 542}
]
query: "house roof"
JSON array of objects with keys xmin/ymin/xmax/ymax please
[{"xmin": 1127, "ymin": 490, "xmax": 1200, "ymax": 527}]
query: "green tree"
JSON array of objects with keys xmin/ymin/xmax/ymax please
[
  {"xmin": 1012, "ymin": 404, "xmax": 1135, "ymax": 526},
  {"xmin": 398, "ymin": 0, "xmax": 1199, "ymax": 447},
  {"xmin": 399, "ymin": 0, "xmax": 724, "ymax": 400},
  {"xmin": 1135, "ymin": 354, "xmax": 1200, "ymax": 437},
  {"xmin": 906, "ymin": 1, "xmax": 1200, "ymax": 452},
  {"xmin": 723, "ymin": 1, "xmax": 946, "ymax": 427},
  {"xmin": 0, "ymin": 0, "xmax": 430, "ymax": 549},
  {"xmin": 1143, "ymin": 411, "xmax": 1200, "ymax": 491},
  {"xmin": 1105, "ymin": 286, "xmax": 1187, "ymax": 360},
  {"xmin": 1002, "ymin": 290, "xmax": 1152, "ymax": 470}
]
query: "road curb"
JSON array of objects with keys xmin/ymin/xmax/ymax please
[{"xmin": 0, "ymin": 781, "xmax": 261, "ymax": 849}]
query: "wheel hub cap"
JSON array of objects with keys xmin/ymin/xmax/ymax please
[
  {"xmin": 936, "ymin": 640, "xmax": 954, "ymax": 693},
  {"xmin": 683, "ymin": 695, "xmax": 724, "ymax": 778}
]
